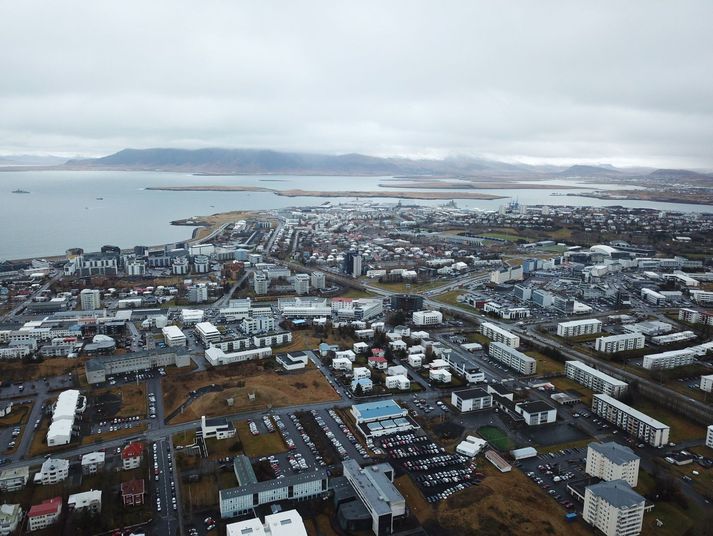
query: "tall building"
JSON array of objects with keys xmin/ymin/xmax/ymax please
[
  {"xmin": 344, "ymin": 252, "xmax": 362, "ymax": 278},
  {"xmin": 254, "ymin": 271, "xmax": 268, "ymax": 295},
  {"xmin": 583, "ymin": 480, "xmax": 645, "ymax": 536},
  {"xmin": 586, "ymin": 442, "xmax": 640, "ymax": 487},
  {"xmin": 310, "ymin": 271, "xmax": 326, "ymax": 290},
  {"xmin": 80, "ymin": 289, "xmax": 101, "ymax": 311},
  {"xmin": 293, "ymin": 274, "xmax": 310, "ymax": 295}
]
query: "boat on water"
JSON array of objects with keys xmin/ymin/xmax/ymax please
[
  {"xmin": 11, "ymin": 189, "xmax": 30, "ymax": 194},
  {"xmin": 96, "ymin": 197, "xmax": 104, "ymax": 200}
]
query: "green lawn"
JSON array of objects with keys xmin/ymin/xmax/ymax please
[{"xmin": 477, "ymin": 425, "xmax": 515, "ymax": 451}]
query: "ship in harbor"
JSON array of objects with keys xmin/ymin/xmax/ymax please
[{"xmin": 11, "ymin": 189, "xmax": 30, "ymax": 194}]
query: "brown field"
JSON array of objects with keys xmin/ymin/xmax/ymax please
[
  {"xmin": 91, "ymin": 383, "xmax": 147, "ymax": 418},
  {"xmin": 395, "ymin": 461, "xmax": 591, "ymax": 536},
  {"xmin": 236, "ymin": 419, "xmax": 287, "ymax": 457},
  {"xmin": 274, "ymin": 330, "xmax": 354, "ymax": 354},
  {"xmin": 629, "ymin": 397, "xmax": 707, "ymax": 443},
  {"xmin": 525, "ymin": 350, "xmax": 564, "ymax": 375},
  {"xmin": 164, "ymin": 366, "xmax": 339, "ymax": 424},
  {"xmin": 550, "ymin": 377, "xmax": 593, "ymax": 406},
  {"xmin": 0, "ymin": 357, "xmax": 87, "ymax": 382},
  {"xmin": 0, "ymin": 401, "xmax": 33, "ymax": 427}
]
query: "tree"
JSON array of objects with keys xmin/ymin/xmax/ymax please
[{"xmin": 354, "ymin": 382, "xmax": 363, "ymax": 396}]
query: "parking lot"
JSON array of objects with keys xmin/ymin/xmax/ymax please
[{"xmin": 518, "ymin": 446, "xmax": 589, "ymax": 513}]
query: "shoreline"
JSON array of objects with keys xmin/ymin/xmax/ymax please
[
  {"xmin": 145, "ymin": 185, "xmax": 507, "ymax": 200},
  {"xmin": 567, "ymin": 190, "xmax": 713, "ymax": 206}
]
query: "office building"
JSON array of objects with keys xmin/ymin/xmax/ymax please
[
  {"xmin": 85, "ymin": 348, "xmax": 190, "ymax": 384},
  {"xmin": 162, "ymin": 325, "xmax": 187, "ymax": 347},
  {"xmin": 480, "ymin": 322, "xmax": 520, "ymax": 347},
  {"xmin": 311, "ymin": 272, "xmax": 326, "ymax": 290},
  {"xmin": 557, "ymin": 319, "xmax": 602, "ymax": 338},
  {"xmin": 201, "ymin": 416, "xmax": 236, "ymax": 440},
  {"xmin": 592, "ymin": 394, "xmax": 670, "ymax": 447},
  {"xmin": 342, "ymin": 459, "xmax": 406, "ymax": 536},
  {"xmin": 565, "ymin": 361, "xmax": 628, "ymax": 398},
  {"xmin": 595, "ymin": 333, "xmax": 645, "ymax": 354},
  {"xmin": 488, "ymin": 342, "xmax": 536, "ymax": 374},
  {"xmin": 293, "ymin": 274, "xmax": 310, "ymax": 295},
  {"xmin": 187, "ymin": 284, "xmax": 209, "ymax": 303},
  {"xmin": 515, "ymin": 401, "xmax": 557, "ymax": 425},
  {"xmin": 586, "ymin": 442, "xmax": 640, "ymax": 487},
  {"xmin": 451, "ymin": 388, "xmax": 492, "ymax": 412},
  {"xmin": 412, "ymin": 310, "xmax": 443, "ymax": 326},
  {"xmin": 642, "ymin": 349, "xmax": 696, "ymax": 370},
  {"xmin": 80, "ymin": 289, "xmax": 102, "ymax": 310},
  {"xmin": 583, "ymin": 480, "xmax": 645, "ymax": 536},
  {"xmin": 344, "ymin": 252, "xmax": 362, "ymax": 277},
  {"xmin": 254, "ymin": 271, "xmax": 269, "ymax": 295}
]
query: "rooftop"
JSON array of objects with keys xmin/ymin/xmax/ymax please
[
  {"xmin": 220, "ymin": 467, "xmax": 327, "ymax": 500},
  {"xmin": 589, "ymin": 442, "xmax": 639, "ymax": 465},
  {"xmin": 586, "ymin": 479, "xmax": 644, "ymax": 508}
]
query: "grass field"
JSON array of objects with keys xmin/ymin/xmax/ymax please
[
  {"xmin": 466, "ymin": 333, "xmax": 491, "ymax": 346},
  {"xmin": 482, "ymin": 232, "xmax": 523, "ymax": 242},
  {"xmin": 337, "ymin": 288, "xmax": 378, "ymax": 299},
  {"xmin": 629, "ymin": 397, "xmax": 707, "ymax": 443},
  {"xmin": 366, "ymin": 279, "xmax": 446, "ymax": 293},
  {"xmin": 164, "ymin": 367, "xmax": 339, "ymax": 424},
  {"xmin": 477, "ymin": 425, "xmax": 515, "ymax": 451},
  {"xmin": 433, "ymin": 290, "xmax": 474, "ymax": 312},
  {"xmin": 236, "ymin": 419, "xmax": 287, "ymax": 457},
  {"xmin": 277, "ymin": 330, "xmax": 354, "ymax": 353},
  {"xmin": 525, "ymin": 350, "xmax": 564, "ymax": 375}
]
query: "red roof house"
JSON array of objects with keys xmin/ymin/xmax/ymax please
[
  {"xmin": 121, "ymin": 441, "xmax": 144, "ymax": 470},
  {"xmin": 120, "ymin": 479, "xmax": 145, "ymax": 506}
]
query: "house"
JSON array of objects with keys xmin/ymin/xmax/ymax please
[
  {"xmin": 336, "ymin": 349, "xmax": 357, "ymax": 362},
  {"xmin": 121, "ymin": 479, "xmax": 145, "ymax": 506},
  {"xmin": 515, "ymin": 401, "xmax": 557, "ymax": 426},
  {"xmin": 122, "ymin": 441, "xmax": 144, "ymax": 470},
  {"xmin": 0, "ymin": 504, "xmax": 22, "ymax": 536},
  {"xmin": 371, "ymin": 348, "xmax": 385, "ymax": 358},
  {"xmin": 353, "ymin": 367, "xmax": 371, "ymax": 380},
  {"xmin": 368, "ymin": 355, "xmax": 387, "ymax": 370},
  {"xmin": 277, "ymin": 352, "xmax": 308, "ymax": 371},
  {"xmin": 407, "ymin": 354, "xmax": 424, "ymax": 368},
  {"xmin": 0, "ymin": 466, "xmax": 29, "ymax": 492},
  {"xmin": 429, "ymin": 368, "xmax": 452, "ymax": 384},
  {"xmin": 34, "ymin": 458, "xmax": 69, "ymax": 485},
  {"xmin": 389, "ymin": 340, "xmax": 407, "ymax": 352},
  {"xmin": 332, "ymin": 357, "xmax": 353, "ymax": 371},
  {"xmin": 28, "ymin": 497, "xmax": 62, "ymax": 532},
  {"xmin": 352, "ymin": 342, "xmax": 369, "ymax": 354},
  {"xmin": 351, "ymin": 378, "xmax": 373, "ymax": 393},
  {"xmin": 386, "ymin": 365, "xmax": 407, "ymax": 376},
  {"xmin": 385, "ymin": 375, "xmax": 410, "ymax": 390},
  {"xmin": 68, "ymin": 489, "xmax": 102, "ymax": 513},
  {"xmin": 201, "ymin": 416, "xmax": 236, "ymax": 440},
  {"xmin": 81, "ymin": 451, "xmax": 106, "ymax": 475},
  {"xmin": 408, "ymin": 345, "xmax": 425, "ymax": 355},
  {"xmin": 451, "ymin": 388, "xmax": 493, "ymax": 412}
]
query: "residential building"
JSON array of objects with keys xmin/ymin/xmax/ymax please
[
  {"xmin": 700, "ymin": 374, "xmax": 713, "ymax": 393},
  {"xmin": 254, "ymin": 271, "xmax": 269, "ymax": 295},
  {"xmin": 241, "ymin": 316, "xmax": 275, "ymax": 334},
  {"xmin": 253, "ymin": 331, "xmax": 292, "ymax": 348},
  {"xmin": 0, "ymin": 466, "xmax": 29, "ymax": 492},
  {"xmin": 642, "ymin": 349, "xmax": 696, "ymax": 370},
  {"xmin": 488, "ymin": 342, "xmax": 536, "ymax": 375},
  {"xmin": 121, "ymin": 479, "xmax": 145, "ymax": 506},
  {"xmin": 80, "ymin": 289, "xmax": 102, "ymax": 310},
  {"xmin": 28, "ymin": 497, "xmax": 62, "ymax": 532},
  {"xmin": 276, "ymin": 352, "xmax": 309, "ymax": 371},
  {"xmin": 34, "ymin": 458, "xmax": 69, "ymax": 485},
  {"xmin": 293, "ymin": 274, "xmax": 310, "ymax": 295},
  {"xmin": 679, "ymin": 308, "xmax": 713, "ymax": 326},
  {"xmin": 515, "ymin": 401, "xmax": 557, "ymax": 425},
  {"xmin": 583, "ymin": 480, "xmax": 645, "ymax": 536},
  {"xmin": 219, "ymin": 467, "xmax": 329, "ymax": 518},
  {"xmin": 706, "ymin": 425, "xmax": 713, "ymax": 449},
  {"xmin": 586, "ymin": 442, "xmax": 640, "ymax": 487},
  {"xmin": 342, "ymin": 459, "xmax": 406, "ymax": 536},
  {"xmin": 557, "ymin": 319, "xmax": 602, "ymax": 338},
  {"xmin": 384, "ymin": 375, "xmax": 410, "ymax": 390},
  {"xmin": 81, "ymin": 451, "xmax": 106, "ymax": 475},
  {"xmin": 351, "ymin": 377, "xmax": 374, "ymax": 393},
  {"xmin": 480, "ymin": 322, "xmax": 520, "ymax": 347},
  {"xmin": 565, "ymin": 361, "xmax": 628, "ymax": 398},
  {"xmin": 68, "ymin": 489, "xmax": 102, "ymax": 513},
  {"xmin": 451, "ymin": 388, "xmax": 493, "ymax": 412},
  {"xmin": 85, "ymin": 348, "xmax": 190, "ymax": 384},
  {"xmin": 592, "ymin": 394, "xmax": 670, "ymax": 447},
  {"xmin": 201, "ymin": 416, "xmax": 236, "ymax": 440},
  {"xmin": 412, "ymin": 310, "xmax": 443, "ymax": 326},
  {"xmin": 122, "ymin": 441, "xmax": 143, "ymax": 470},
  {"xmin": 595, "ymin": 333, "xmax": 645, "ymax": 354},
  {"xmin": 311, "ymin": 272, "xmax": 326, "ymax": 290},
  {"xmin": 0, "ymin": 504, "xmax": 22, "ymax": 536}
]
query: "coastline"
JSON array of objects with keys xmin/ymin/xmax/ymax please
[
  {"xmin": 145, "ymin": 185, "xmax": 507, "ymax": 200},
  {"xmin": 567, "ymin": 190, "xmax": 713, "ymax": 206}
]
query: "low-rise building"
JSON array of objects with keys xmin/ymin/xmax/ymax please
[
  {"xmin": 121, "ymin": 479, "xmax": 145, "ymax": 506},
  {"xmin": 28, "ymin": 497, "xmax": 62, "ymax": 532},
  {"xmin": 0, "ymin": 503, "xmax": 22, "ymax": 536},
  {"xmin": 204, "ymin": 346, "xmax": 272, "ymax": 366},
  {"xmin": 412, "ymin": 310, "xmax": 443, "ymax": 326},
  {"xmin": 700, "ymin": 374, "xmax": 713, "ymax": 393},
  {"xmin": 642, "ymin": 349, "xmax": 696, "ymax": 370},
  {"xmin": 277, "ymin": 352, "xmax": 308, "ymax": 371},
  {"xmin": 121, "ymin": 442, "xmax": 143, "ymax": 470},
  {"xmin": 586, "ymin": 442, "xmax": 640, "ymax": 487},
  {"xmin": 34, "ymin": 458, "xmax": 69, "ymax": 485},
  {"xmin": 583, "ymin": 480, "xmax": 645, "ymax": 536},
  {"xmin": 85, "ymin": 347, "xmax": 190, "ymax": 384},
  {"xmin": 384, "ymin": 375, "xmax": 410, "ymax": 390},
  {"xmin": 515, "ymin": 401, "xmax": 557, "ymax": 425},
  {"xmin": 195, "ymin": 322, "xmax": 221, "ymax": 346},
  {"xmin": 68, "ymin": 489, "xmax": 102, "ymax": 513},
  {"xmin": 451, "ymin": 388, "xmax": 492, "ymax": 412},
  {"xmin": 201, "ymin": 416, "xmax": 236, "ymax": 440},
  {"xmin": 81, "ymin": 451, "xmax": 106, "ymax": 475},
  {"xmin": 162, "ymin": 325, "xmax": 187, "ymax": 347},
  {"xmin": 0, "ymin": 466, "xmax": 29, "ymax": 492},
  {"xmin": 481, "ymin": 322, "xmax": 520, "ymax": 347}
]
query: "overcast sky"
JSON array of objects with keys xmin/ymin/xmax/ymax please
[{"xmin": 1, "ymin": 1, "xmax": 712, "ymax": 168}]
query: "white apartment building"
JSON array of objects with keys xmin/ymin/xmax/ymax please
[
  {"xmin": 642, "ymin": 349, "xmax": 696, "ymax": 370},
  {"xmin": 583, "ymin": 480, "xmax": 645, "ymax": 536},
  {"xmin": 586, "ymin": 442, "xmax": 640, "ymax": 487},
  {"xmin": 254, "ymin": 271, "xmax": 269, "ymax": 295},
  {"xmin": 79, "ymin": 289, "xmax": 102, "ymax": 310},
  {"xmin": 241, "ymin": 316, "xmax": 275, "ymax": 334},
  {"xmin": 488, "ymin": 342, "xmax": 536, "ymax": 375},
  {"xmin": 557, "ymin": 319, "xmax": 602, "ymax": 338},
  {"xmin": 592, "ymin": 394, "xmax": 670, "ymax": 447},
  {"xmin": 481, "ymin": 322, "xmax": 520, "ymax": 348},
  {"xmin": 679, "ymin": 308, "xmax": 713, "ymax": 325},
  {"xmin": 451, "ymin": 388, "xmax": 493, "ymax": 412},
  {"xmin": 707, "ymin": 425, "xmax": 713, "ymax": 449},
  {"xmin": 162, "ymin": 325, "xmax": 187, "ymax": 347},
  {"xmin": 68, "ymin": 489, "xmax": 102, "ymax": 513},
  {"xmin": 311, "ymin": 272, "xmax": 326, "ymax": 290},
  {"xmin": 565, "ymin": 361, "xmax": 628, "ymax": 398},
  {"xmin": 205, "ymin": 346, "xmax": 272, "ymax": 367},
  {"xmin": 700, "ymin": 374, "xmax": 713, "ymax": 393},
  {"xmin": 34, "ymin": 458, "xmax": 69, "ymax": 485},
  {"xmin": 412, "ymin": 310, "xmax": 443, "ymax": 326},
  {"xmin": 293, "ymin": 274, "xmax": 310, "ymax": 295},
  {"xmin": 595, "ymin": 333, "xmax": 645, "ymax": 354}
]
